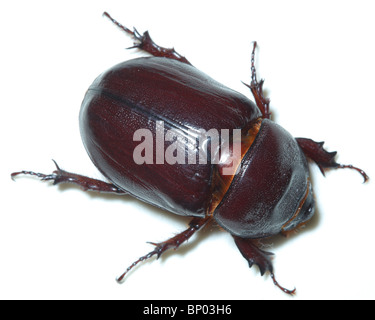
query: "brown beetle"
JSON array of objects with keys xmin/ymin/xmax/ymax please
[{"xmin": 11, "ymin": 12, "xmax": 369, "ymax": 294}]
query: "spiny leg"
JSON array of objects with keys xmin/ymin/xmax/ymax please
[
  {"xmin": 243, "ymin": 42, "xmax": 271, "ymax": 119},
  {"xmin": 11, "ymin": 160, "xmax": 127, "ymax": 194},
  {"xmin": 296, "ymin": 138, "xmax": 369, "ymax": 183},
  {"xmin": 233, "ymin": 235, "xmax": 296, "ymax": 295},
  {"xmin": 103, "ymin": 12, "xmax": 191, "ymax": 65},
  {"xmin": 117, "ymin": 216, "xmax": 211, "ymax": 283}
]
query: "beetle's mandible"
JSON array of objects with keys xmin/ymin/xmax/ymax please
[{"xmin": 11, "ymin": 12, "xmax": 369, "ymax": 295}]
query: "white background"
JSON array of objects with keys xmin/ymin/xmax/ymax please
[{"xmin": 1, "ymin": 0, "xmax": 375, "ymax": 300}]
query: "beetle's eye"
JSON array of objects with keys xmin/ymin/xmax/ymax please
[{"xmin": 303, "ymin": 202, "xmax": 315, "ymax": 221}]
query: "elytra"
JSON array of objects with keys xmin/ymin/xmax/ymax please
[{"xmin": 12, "ymin": 12, "xmax": 369, "ymax": 294}]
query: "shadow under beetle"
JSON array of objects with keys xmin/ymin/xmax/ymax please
[{"xmin": 12, "ymin": 12, "xmax": 369, "ymax": 294}]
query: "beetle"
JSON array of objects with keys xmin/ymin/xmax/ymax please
[{"xmin": 11, "ymin": 12, "xmax": 369, "ymax": 294}]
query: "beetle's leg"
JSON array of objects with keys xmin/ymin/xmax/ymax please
[
  {"xmin": 103, "ymin": 12, "xmax": 192, "ymax": 65},
  {"xmin": 243, "ymin": 42, "xmax": 271, "ymax": 119},
  {"xmin": 233, "ymin": 236, "xmax": 296, "ymax": 295},
  {"xmin": 296, "ymin": 138, "xmax": 369, "ymax": 183},
  {"xmin": 117, "ymin": 216, "xmax": 211, "ymax": 283},
  {"xmin": 11, "ymin": 160, "xmax": 127, "ymax": 195}
]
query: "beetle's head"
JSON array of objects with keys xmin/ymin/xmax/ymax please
[{"xmin": 281, "ymin": 181, "xmax": 315, "ymax": 233}]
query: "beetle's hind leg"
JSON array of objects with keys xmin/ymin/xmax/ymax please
[
  {"xmin": 117, "ymin": 216, "xmax": 211, "ymax": 283},
  {"xmin": 11, "ymin": 160, "xmax": 127, "ymax": 195},
  {"xmin": 103, "ymin": 12, "xmax": 191, "ymax": 65},
  {"xmin": 233, "ymin": 236, "xmax": 296, "ymax": 295},
  {"xmin": 296, "ymin": 138, "xmax": 369, "ymax": 183}
]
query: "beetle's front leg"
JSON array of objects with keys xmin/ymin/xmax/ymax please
[
  {"xmin": 103, "ymin": 12, "xmax": 191, "ymax": 65},
  {"xmin": 233, "ymin": 236, "xmax": 296, "ymax": 295},
  {"xmin": 11, "ymin": 160, "xmax": 127, "ymax": 195},
  {"xmin": 117, "ymin": 216, "xmax": 211, "ymax": 283},
  {"xmin": 296, "ymin": 138, "xmax": 369, "ymax": 183}
]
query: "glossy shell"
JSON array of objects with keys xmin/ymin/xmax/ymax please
[
  {"xmin": 214, "ymin": 119, "xmax": 312, "ymax": 238},
  {"xmin": 80, "ymin": 57, "xmax": 261, "ymax": 217},
  {"xmin": 80, "ymin": 56, "xmax": 313, "ymax": 238}
]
